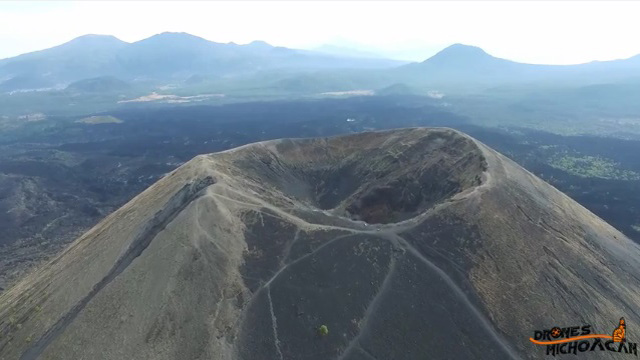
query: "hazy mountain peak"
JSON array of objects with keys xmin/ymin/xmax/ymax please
[
  {"xmin": 56, "ymin": 34, "xmax": 127, "ymax": 50},
  {"xmin": 442, "ymin": 43, "xmax": 488, "ymax": 53},
  {"xmin": 67, "ymin": 34, "xmax": 125, "ymax": 43},
  {"xmin": 245, "ymin": 40, "xmax": 273, "ymax": 50},
  {"xmin": 248, "ymin": 40, "xmax": 271, "ymax": 47},
  {"xmin": 425, "ymin": 43, "xmax": 492, "ymax": 63},
  {"xmin": 2, "ymin": 33, "xmax": 126, "ymax": 65},
  {"xmin": 137, "ymin": 32, "xmax": 212, "ymax": 45}
]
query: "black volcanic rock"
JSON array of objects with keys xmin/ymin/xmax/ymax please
[{"xmin": 0, "ymin": 128, "xmax": 638, "ymax": 359}]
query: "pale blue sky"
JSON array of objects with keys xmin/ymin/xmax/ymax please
[{"xmin": 2, "ymin": 1, "xmax": 640, "ymax": 64}]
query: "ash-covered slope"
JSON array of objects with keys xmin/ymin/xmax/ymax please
[{"xmin": 1, "ymin": 128, "xmax": 639, "ymax": 360}]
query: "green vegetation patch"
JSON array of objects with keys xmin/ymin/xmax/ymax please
[
  {"xmin": 318, "ymin": 325, "xmax": 329, "ymax": 336},
  {"xmin": 548, "ymin": 153, "xmax": 640, "ymax": 180},
  {"xmin": 76, "ymin": 115, "xmax": 123, "ymax": 125}
]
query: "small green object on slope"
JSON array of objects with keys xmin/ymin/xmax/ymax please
[{"xmin": 318, "ymin": 325, "xmax": 329, "ymax": 336}]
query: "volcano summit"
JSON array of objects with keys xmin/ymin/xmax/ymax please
[{"xmin": 0, "ymin": 128, "xmax": 639, "ymax": 360}]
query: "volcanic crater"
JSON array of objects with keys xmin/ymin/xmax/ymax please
[{"xmin": 230, "ymin": 129, "xmax": 487, "ymax": 224}]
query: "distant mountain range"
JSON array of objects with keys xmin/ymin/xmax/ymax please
[
  {"xmin": 0, "ymin": 32, "xmax": 404, "ymax": 91},
  {"xmin": 3, "ymin": 32, "xmax": 640, "ymax": 93}
]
